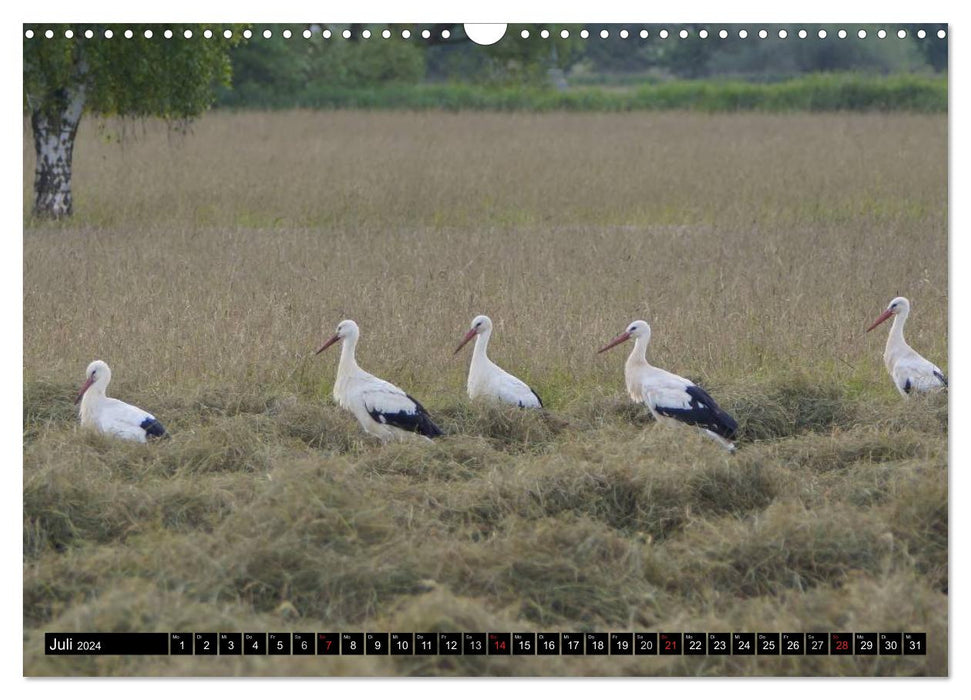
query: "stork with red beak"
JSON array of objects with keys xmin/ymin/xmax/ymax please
[
  {"xmin": 599, "ymin": 320, "xmax": 738, "ymax": 452},
  {"xmin": 454, "ymin": 315, "xmax": 543, "ymax": 408},
  {"xmin": 866, "ymin": 296, "xmax": 947, "ymax": 397},
  {"xmin": 315, "ymin": 320, "xmax": 442, "ymax": 441},
  {"xmin": 75, "ymin": 360, "xmax": 167, "ymax": 442}
]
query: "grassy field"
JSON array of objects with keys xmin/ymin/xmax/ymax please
[{"xmin": 23, "ymin": 110, "xmax": 947, "ymax": 676}]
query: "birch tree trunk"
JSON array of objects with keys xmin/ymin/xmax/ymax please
[{"xmin": 30, "ymin": 83, "xmax": 86, "ymax": 220}]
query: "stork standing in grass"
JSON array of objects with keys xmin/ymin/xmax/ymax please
[
  {"xmin": 75, "ymin": 360, "xmax": 167, "ymax": 442},
  {"xmin": 453, "ymin": 314, "xmax": 543, "ymax": 409},
  {"xmin": 866, "ymin": 296, "xmax": 947, "ymax": 397},
  {"xmin": 315, "ymin": 319, "xmax": 442, "ymax": 441},
  {"xmin": 598, "ymin": 320, "xmax": 738, "ymax": 452}
]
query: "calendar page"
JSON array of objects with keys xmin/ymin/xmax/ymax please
[{"xmin": 22, "ymin": 18, "xmax": 948, "ymax": 678}]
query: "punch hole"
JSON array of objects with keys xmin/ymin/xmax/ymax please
[
  {"xmin": 105, "ymin": 29, "xmax": 114, "ymax": 38},
  {"xmin": 778, "ymin": 29, "xmax": 787, "ymax": 39},
  {"xmin": 798, "ymin": 29, "xmax": 807, "ymax": 39},
  {"xmin": 540, "ymin": 29, "xmax": 550, "ymax": 39},
  {"xmin": 124, "ymin": 29, "xmax": 133, "ymax": 39},
  {"xmin": 817, "ymin": 29, "xmax": 826, "ymax": 39},
  {"xmin": 659, "ymin": 29, "xmax": 669, "ymax": 39},
  {"xmin": 421, "ymin": 29, "xmax": 430, "ymax": 39},
  {"xmin": 362, "ymin": 29, "xmax": 371, "ymax": 39},
  {"xmin": 917, "ymin": 29, "xmax": 926, "ymax": 38},
  {"xmin": 163, "ymin": 29, "xmax": 172, "ymax": 39},
  {"xmin": 679, "ymin": 29, "xmax": 688, "ymax": 39},
  {"xmin": 561, "ymin": 29, "xmax": 570, "ymax": 39},
  {"xmin": 440, "ymin": 29, "xmax": 450, "ymax": 39},
  {"xmin": 263, "ymin": 29, "xmax": 271, "ymax": 39},
  {"xmin": 600, "ymin": 29, "xmax": 608, "ymax": 39},
  {"xmin": 400, "ymin": 29, "xmax": 409, "ymax": 39},
  {"xmin": 223, "ymin": 30, "xmax": 233, "ymax": 39},
  {"xmin": 639, "ymin": 29, "xmax": 648, "ymax": 38},
  {"xmin": 718, "ymin": 29, "xmax": 728, "ymax": 39},
  {"xmin": 24, "ymin": 29, "xmax": 33, "ymax": 38},
  {"xmin": 243, "ymin": 29, "xmax": 252, "ymax": 39},
  {"xmin": 303, "ymin": 29, "xmax": 311, "ymax": 38},
  {"xmin": 382, "ymin": 29, "xmax": 391, "ymax": 39},
  {"xmin": 521, "ymin": 29, "xmax": 530, "ymax": 39},
  {"xmin": 65, "ymin": 29, "xmax": 74, "ymax": 39},
  {"xmin": 324, "ymin": 29, "xmax": 333, "ymax": 39},
  {"xmin": 143, "ymin": 29, "xmax": 152, "ymax": 39},
  {"xmin": 937, "ymin": 29, "xmax": 946, "ymax": 39},
  {"xmin": 283, "ymin": 29, "xmax": 292, "ymax": 39},
  {"xmin": 877, "ymin": 29, "xmax": 886, "ymax": 39},
  {"xmin": 86, "ymin": 29, "xmax": 94, "ymax": 39},
  {"xmin": 838, "ymin": 29, "xmax": 847, "ymax": 39},
  {"xmin": 858, "ymin": 30, "xmax": 867, "ymax": 39},
  {"xmin": 897, "ymin": 29, "xmax": 907, "ymax": 39},
  {"xmin": 738, "ymin": 29, "xmax": 748, "ymax": 39},
  {"xmin": 344, "ymin": 29, "xmax": 353, "ymax": 39},
  {"xmin": 758, "ymin": 29, "xmax": 767, "ymax": 39},
  {"xmin": 619, "ymin": 29, "xmax": 628, "ymax": 39},
  {"xmin": 203, "ymin": 29, "xmax": 212, "ymax": 38},
  {"xmin": 581, "ymin": 29, "xmax": 590, "ymax": 39}
]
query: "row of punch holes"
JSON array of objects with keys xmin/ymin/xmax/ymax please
[{"xmin": 25, "ymin": 26, "xmax": 948, "ymax": 42}]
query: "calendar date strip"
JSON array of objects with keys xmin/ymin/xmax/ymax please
[{"xmin": 45, "ymin": 631, "xmax": 926, "ymax": 656}]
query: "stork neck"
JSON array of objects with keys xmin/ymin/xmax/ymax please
[
  {"xmin": 88, "ymin": 374, "xmax": 109, "ymax": 400},
  {"xmin": 79, "ymin": 381, "xmax": 107, "ymax": 420},
  {"xmin": 627, "ymin": 335, "xmax": 652, "ymax": 369},
  {"xmin": 337, "ymin": 335, "xmax": 361, "ymax": 380},
  {"xmin": 472, "ymin": 328, "xmax": 492, "ymax": 363},
  {"xmin": 887, "ymin": 312, "xmax": 908, "ymax": 351}
]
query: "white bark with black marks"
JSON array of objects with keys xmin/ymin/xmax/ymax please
[{"xmin": 31, "ymin": 80, "xmax": 86, "ymax": 219}]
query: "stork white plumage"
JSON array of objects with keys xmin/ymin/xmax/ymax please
[
  {"xmin": 453, "ymin": 315, "xmax": 543, "ymax": 409},
  {"xmin": 315, "ymin": 320, "xmax": 443, "ymax": 441},
  {"xmin": 75, "ymin": 360, "xmax": 167, "ymax": 442},
  {"xmin": 866, "ymin": 296, "xmax": 947, "ymax": 397},
  {"xmin": 599, "ymin": 320, "xmax": 738, "ymax": 452}
]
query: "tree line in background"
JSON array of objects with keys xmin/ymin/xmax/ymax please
[{"xmin": 217, "ymin": 23, "xmax": 947, "ymax": 108}]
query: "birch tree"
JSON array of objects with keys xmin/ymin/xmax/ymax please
[{"xmin": 24, "ymin": 25, "xmax": 239, "ymax": 219}]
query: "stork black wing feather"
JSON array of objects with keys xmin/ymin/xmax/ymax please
[
  {"xmin": 367, "ymin": 394, "xmax": 443, "ymax": 438},
  {"xmin": 140, "ymin": 417, "xmax": 169, "ymax": 440},
  {"xmin": 654, "ymin": 385, "xmax": 737, "ymax": 440},
  {"xmin": 527, "ymin": 388, "xmax": 544, "ymax": 409}
]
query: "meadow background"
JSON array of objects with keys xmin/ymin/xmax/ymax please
[{"xmin": 22, "ymin": 107, "xmax": 947, "ymax": 676}]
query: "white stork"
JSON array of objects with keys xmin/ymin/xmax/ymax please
[
  {"xmin": 315, "ymin": 319, "xmax": 443, "ymax": 441},
  {"xmin": 453, "ymin": 315, "xmax": 543, "ymax": 409},
  {"xmin": 599, "ymin": 320, "xmax": 738, "ymax": 452},
  {"xmin": 75, "ymin": 360, "xmax": 167, "ymax": 442},
  {"xmin": 866, "ymin": 296, "xmax": 947, "ymax": 397}
]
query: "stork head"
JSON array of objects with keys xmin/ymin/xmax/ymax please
[
  {"xmin": 315, "ymin": 319, "xmax": 359, "ymax": 354},
  {"xmin": 866, "ymin": 297, "xmax": 910, "ymax": 332},
  {"xmin": 454, "ymin": 314, "xmax": 492, "ymax": 354},
  {"xmin": 76, "ymin": 360, "xmax": 111, "ymax": 404},
  {"xmin": 598, "ymin": 320, "xmax": 651, "ymax": 353}
]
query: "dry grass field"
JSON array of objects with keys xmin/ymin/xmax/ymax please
[{"xmin": 23, "ymin": 110, "xmax": 947, "ymax": 676}]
